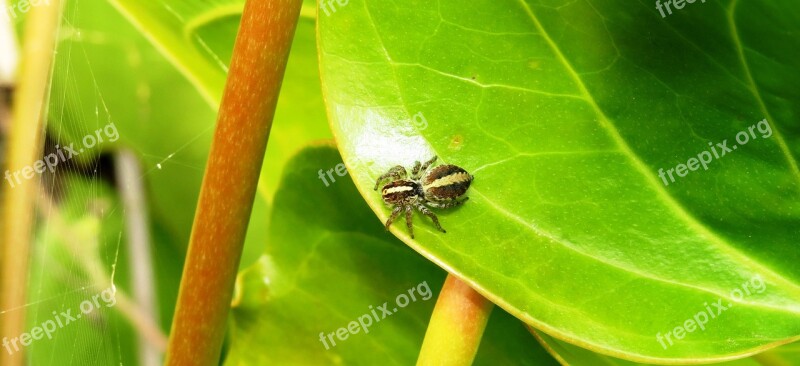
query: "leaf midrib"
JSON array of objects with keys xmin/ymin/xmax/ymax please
[
  {"xmin": 349, "ymin": 0, "xmax": 800, "ymax": 309},
  {"xmin": 346, "ymin": 0, "xmax": 800, "ymax": 311},
  {"xmin": 515, "ymin": 0, "xmax": 800, "ymax": 294}
]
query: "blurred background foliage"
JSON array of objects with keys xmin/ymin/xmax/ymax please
[{"xmin": 0, "ymin": 0, "xmax": 797, "ymax": 365}]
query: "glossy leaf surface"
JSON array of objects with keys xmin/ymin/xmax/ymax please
[{"xmin": 319, "ymin": 0, "xmax": 800, "ymax": 361}]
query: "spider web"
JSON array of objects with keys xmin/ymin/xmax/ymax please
[{"xmin": 0, "ymin": 0, "xmax": 235, "ymax": 364}]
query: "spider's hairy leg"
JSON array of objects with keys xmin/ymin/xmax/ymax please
[
  {"xmin": 427, "ymin": 197, "xmax": 468, "ymax": 209},
  {"xmin": 411, "ymin": 156, "xmax": 438, "ymax": 179},
  {"xmin": 405, "ymin": 205, "xmax": 415, "ymax": 238},
  {"xmin": 416, "ymin": 203, "xmax": 446, "ymax": 233},
  {"xmin": 374, "ymin": 165, "xmax": 407, "ymax": 190},
  {"xmin": 411, "ymin": 161, "xmax": 422, "ymax": 179},
  {"xmin": 419, "ymin": 156, "xmax": 437, "ymax": 176},
  {"xmin": 384, "ymin": 205, "xmax": 403, "ymax": 230}
]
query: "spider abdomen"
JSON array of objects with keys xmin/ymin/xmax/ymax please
[{"xmin": 422, "ymin": 164, "xmax": 473, "ymax": 201}]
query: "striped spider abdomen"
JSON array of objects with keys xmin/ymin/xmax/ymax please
[
  {"xmin": 421, "ymin": 164, "xmax": 473, "ymax": 202},
  {"xmin": 374, "ymin": 156, "xmax": 473, "ymax": 238}
]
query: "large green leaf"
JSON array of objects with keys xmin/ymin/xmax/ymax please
[
  {"xmin": 534, "ymin": 331, "xmax": 800, "ymax": 366},
  {"xmin": 225, "ymin": 144, "xmax": 559, "ymax": 365},
  {"xmin": 319, "ymin": 0, "xmax": 800, "ymax": 362}
]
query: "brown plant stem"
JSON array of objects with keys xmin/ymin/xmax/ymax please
[
  {"xmin": 0, "ymin": 1, "xmax": 62, "ymax": 365},
  {"xmin": 416, "ymin": 275, "xmax": 494, "ymax": 366},
  {"xmin": 164, "ymin": 0, "xmax": 302, "ymax": 364}
]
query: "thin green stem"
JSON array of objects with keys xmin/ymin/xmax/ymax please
[
  {"xmin": 0, "ymin": 1, "xmax": 62, "ymax": 365},
  {"xmin": 417, "ymin": 275, "xmax": 494, "ymax": 366}
]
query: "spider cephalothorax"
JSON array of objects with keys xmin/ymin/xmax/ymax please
[{"xmin": 373, "ymin": 156, "xmax": 473, "ymax": 238}]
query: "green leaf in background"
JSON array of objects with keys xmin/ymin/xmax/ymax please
[
  {"xmin": 50, "ymin": 0, "xmax": 216, "ymax": 249},
  {"xmin": 477, "ymin": 313, "xmax": 560, "ymax": 366},
  {"xmin": 49, "ymin": 0, "xmax": 331, "ymax": 268},
  {"xmin": 319, "ymin": 0, "xmax": 800, "ymax": 362},
  {"xmin": 108, "ymin": 0, "xmax": 329, "ymax": 203},
  {"xmin": 225, "ymin": 144, "xmax": 558, "ymax": 365}
]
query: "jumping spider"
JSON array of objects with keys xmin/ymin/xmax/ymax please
[{"xmin": 374, "ymin": 156, "xmax": 473, "ymax": 238}]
